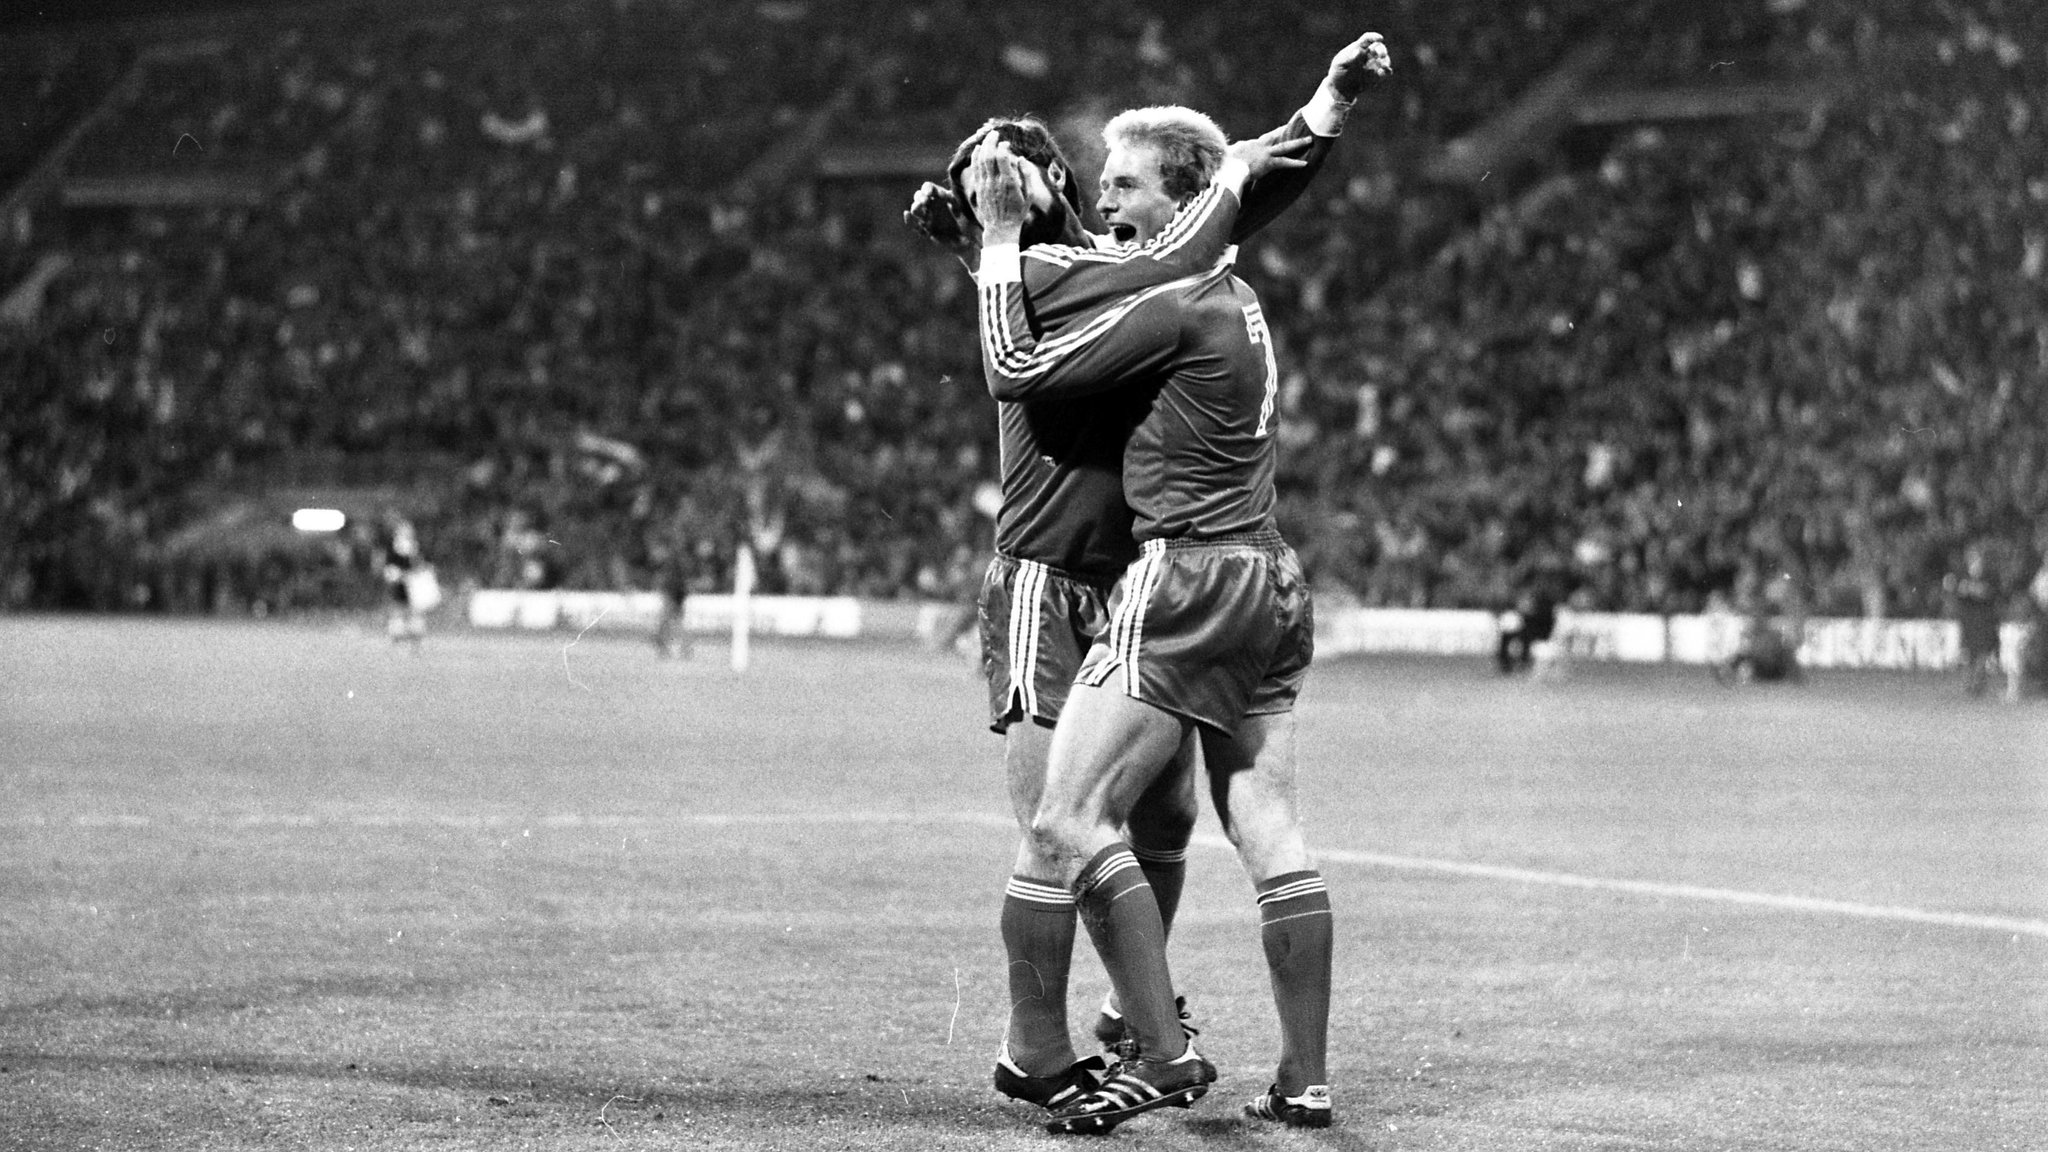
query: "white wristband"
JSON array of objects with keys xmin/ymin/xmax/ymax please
[
  {"xmin": 978, "ymin": 243, "xmax": 1022, "ymax": 286},
  {"xmin": 1303, "ymin": 82, "xmax": 1355, "ymax": 137}
]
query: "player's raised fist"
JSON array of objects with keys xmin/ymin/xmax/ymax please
[
  {"xmin": 904, "ymin": 181, "xmax": 974, "ymax": 252},
  {"xmin": 1326, "ymin": 31, "xmax": 1393, "ymax": 99}
]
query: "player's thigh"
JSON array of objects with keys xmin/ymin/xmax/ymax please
[{"xmin": 1038, "ymin": 682, "xmax": 1187, "ymax": 839}]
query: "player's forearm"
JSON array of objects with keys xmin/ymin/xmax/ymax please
[
  {"xmin": 1233, "ymin": 84, "xmax": 1353, "ymax": 242},
  {"xmin": 978, "ymin": 293, "xmax": 1179, "ymax": 401},
  {"xmin": 977, "ymin": 271, "xmax": 1167, "ymax": 403}
]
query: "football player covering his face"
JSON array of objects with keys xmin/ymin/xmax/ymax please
[
  {"xmin": 905, "ymin": 116, "xmax": 1090, "ymax": 260},
  {"xmin": 968, "ymin": 144, "xmax": 1072, "ymax": 240}
]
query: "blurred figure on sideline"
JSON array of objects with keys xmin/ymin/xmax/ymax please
[
  {"xmin": 1943, "ymin": 545, "xmax": 2001, "ymax": 696},
  {"xmin": 379, "ymin": 517, "xmax": 435, "ymax": 647},
  {"xmin": 1722, "ymin": 564, "xmax": 1804, "ymax": 684},
  {"xmin": 1495, "ymin": 581, "xmax": 1557, "ymax": 675},
  {"xmin": 651, "ymin": 541, "xmax": 694, "ymax": 660}
]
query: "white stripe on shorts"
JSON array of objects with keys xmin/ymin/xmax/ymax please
[
  {"xmin": 1111, "ymin": 543, "xmax": 1169, "ymax": 698},
  {"xmin": 1008, "ymin": 559, "xmax": 1050, "ymax": 719}
]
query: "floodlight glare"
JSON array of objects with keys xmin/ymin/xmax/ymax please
[{"xmin": 293, "ymin": 508, "xmax": 347, "ymax": 532}]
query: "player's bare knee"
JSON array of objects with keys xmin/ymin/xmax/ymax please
[{"xmin": 1027, "ymin": 807, "xmax": 1084, "ymax": 861}]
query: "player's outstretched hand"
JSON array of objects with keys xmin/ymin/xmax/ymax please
[
  {"xmin": 903, "ymin": 180, "xmax": 976, "ymax": 252},
  {"xmin": 961, "ymin": 131, "xmax": 1031, "ymax": 245},
  {"xmin": 1227, "ymin": 127, "xmax": 1313, "ymax": 180},
  {"xmin": 1326, "ymin": 31, "xmax": 1393, "ymax": 99}
]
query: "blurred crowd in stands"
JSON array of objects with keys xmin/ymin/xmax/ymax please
[{"xmin": 2, "ymin": 0, "xmax": 2044, "ymax": 624}]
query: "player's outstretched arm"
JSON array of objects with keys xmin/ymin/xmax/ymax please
[{"xmin": 1233, "ymin": 31, "xmax": 1394, "ymax": 241}]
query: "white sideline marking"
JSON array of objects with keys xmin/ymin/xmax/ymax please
[
  {"xmin": 29, "ymin": 809, "xmax": 2048, "ymax": 940},
  {"xmin": 1291, "ymin": 839, "xmax": 2048, "ymax": 941}
]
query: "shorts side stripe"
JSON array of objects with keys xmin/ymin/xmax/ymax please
[
  {"xmin": 1008, "ymin": 560, "xmax": 1050, "ymax": 719},
  {"xmin": 1118, "ymin": 544, "xmax": 1169, "ymax": 698}
]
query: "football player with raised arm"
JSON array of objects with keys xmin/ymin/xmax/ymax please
[
  {"xmin": 963, "ymin": 32, "xmax": 1392, "ymax": 1135},
  {"xmin": 904, "ymin": 34, "xmax": 1378, "ymax": 1119}
]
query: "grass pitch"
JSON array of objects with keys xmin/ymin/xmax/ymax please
[{"xmin": 2, "ymin": 616, "xmax": 2044, "ymax": 1150}]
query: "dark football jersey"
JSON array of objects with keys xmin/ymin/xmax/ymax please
[{"xmin": 986, "ymin": 259, "xmax": 1280, "ymax": 542}]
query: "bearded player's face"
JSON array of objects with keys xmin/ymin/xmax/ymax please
[{"xmin": 1096, "ymin": 142, "xmax": 1178, "ymax": 245}]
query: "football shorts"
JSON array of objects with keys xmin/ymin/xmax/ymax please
[
  {"xmin": 979, "ymin": 553, "xmax": 1115, "ymax": 732},
  {"xmin": 1076, "ymin": 527, "xmax": 1313, "ymax": 734}
]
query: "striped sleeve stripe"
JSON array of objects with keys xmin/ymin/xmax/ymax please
[
  {"xmin": 981, "ymin": 184, "xmax": 1234, "ymax": 386},
  {"xmin": 1007, "ymin": 560, "xmax": 1049, "ymax": 719},
  {"xmin": 1256, "ymin": 876, "xmax": 1330, "ymax": 905},
  {"xmin": 979, "ymin": 275, "xmax": 1153, "ymax": 381},
  {"xmin": 990, "ymin": 264, "xmax": 1230, "ymax": 384},
  {"xmin": 1007, "ymin": 876, "xmax": 1077, "ymax": 908},
  {"xmin": 982, "ymin": 259, "xmax": 1233, "ymax": 385}
]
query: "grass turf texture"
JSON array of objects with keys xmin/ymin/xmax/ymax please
[{"xmin": 2, "ymin": 616, "xmax": 2044, "ymax": 1150}]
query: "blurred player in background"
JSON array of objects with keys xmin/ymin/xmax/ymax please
[
  {"xmin": 1943, "ymin": 545, "xmax": 2001, "ymax": 696},
  {"xmin": 1721, "ymin": 563, "xmax": 1805, "ymax": 684},
  {"xmin": 650, "ymin": 540, "xmax": 694, "ymax": 660},
  {"xmin": 378, "ymin": 516, "xmax": 433, "ymax": 647},
  {"xmin": 2009, "ymin": 556, "xmax": 2048, "ymax": 702},
  {"xmin": 1495, "ymin": 580, "xmax": 1558, "ymax": 675},
  {"xmin": 905, "ymin": 36, "xmax": 1372, "ymax": 1119},
  {"xmin": 961, "ymin": 30, "xmax": 1390, "ymax": 1135}
]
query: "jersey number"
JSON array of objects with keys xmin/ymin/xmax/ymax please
[{"xmin": 1242, "ymin": 303, "xmax": 1279, "ymax": 437}]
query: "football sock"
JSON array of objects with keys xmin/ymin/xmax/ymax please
[
  {"xmin": 1256, "ymin": 870, "xmax": 1334, "ymax": 1094},
  {"xmin": 1073, "ymin": 844, "xmax": 1185, "ymax": 1061},
  {"xmin": 1001, "ymin": 875, "xmax": 1080, "ymax": 1074},
  {"xmin": 1130, "ymin": 842, "xmax": 1188, "ymax": 938}
]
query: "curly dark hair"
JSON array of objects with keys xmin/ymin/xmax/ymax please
[{"xmin": 944, "ymin": 115, "xmax": 1085, "ymax": 236}]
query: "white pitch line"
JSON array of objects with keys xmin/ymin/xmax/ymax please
[
  {"xmin": 1287, "ymin": 839, "xmax": 2048, "ymax": 941},
  {"xmin": 26, "ymin": 809, "xmax": 2048, "ymax": 940}
]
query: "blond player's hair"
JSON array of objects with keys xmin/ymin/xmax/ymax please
[{"xmin": 1102, "ymin": 106, "xmax": 1228, "ymax": 203}]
